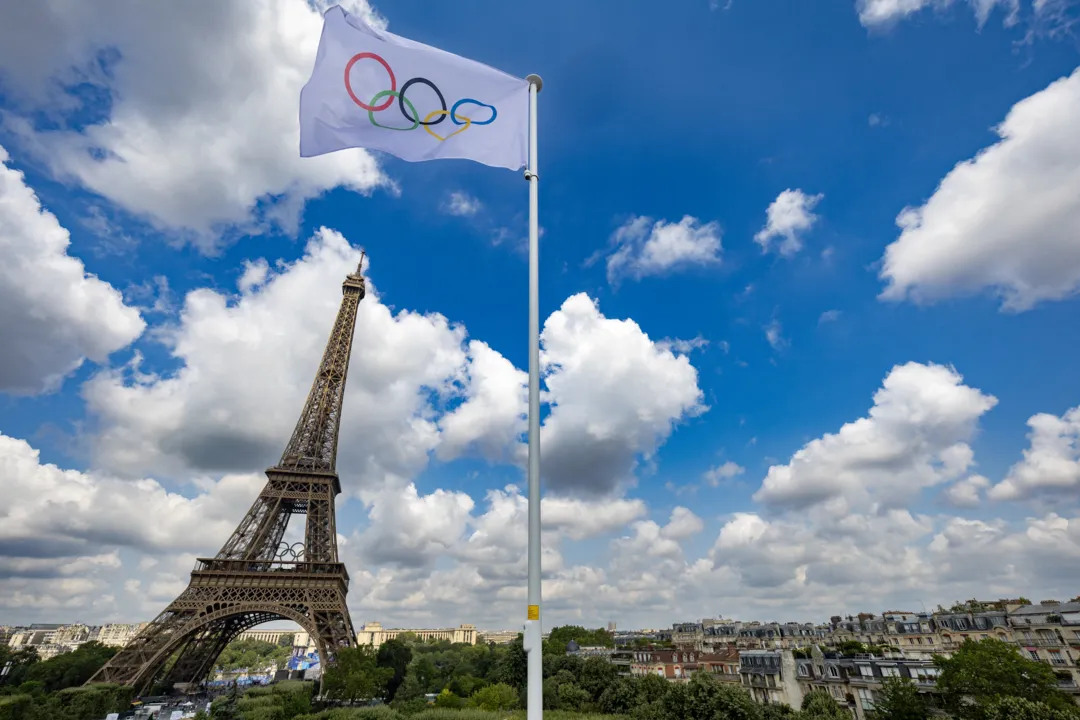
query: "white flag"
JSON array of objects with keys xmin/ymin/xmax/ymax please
[{"xmin": 300, "ymin": 5, "xmax": 528, "ymax": 171}]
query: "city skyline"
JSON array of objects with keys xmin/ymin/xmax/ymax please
[{"xmin": 1, "ymin": 0, "xmax": 1079, "ymax": 632}]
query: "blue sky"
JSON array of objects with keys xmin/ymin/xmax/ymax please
[{"xmin": 0, "ymin": 0, "xmax": 1079, "ymax": 631}]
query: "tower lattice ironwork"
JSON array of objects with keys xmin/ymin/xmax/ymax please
[{"xmin": 88, "ymin": 257, "xmax": 368, "ymax": 694}]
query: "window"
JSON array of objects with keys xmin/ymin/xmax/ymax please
[
  {"xmin": 858, "ymin": 665, "xmax": 873, "ymax": 677},
  {"xmin": 828, "ymin": 665, "xmax": 839, "ymax": 678},
  {"xmin": 881, "ymin": 667, "xmax": 900, "ymax": 677},
  {"xmin": 1050, "ymin": 651, "xmax": 1066, "ymax": 666},
  {"xmin": 858, "ymin": 687, "xmax": 875, "ymax": 710},
  {"xmin": 1030, "ymin": 651, "xmax": 1041, "ymax": 661}
]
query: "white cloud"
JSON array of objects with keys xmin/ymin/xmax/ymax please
[
  {"xmin": 445, "ymin": 192, "xmax": 482, "ymax": 217},
  {"xmin": 703, "ymin": 460, "xmax": 745, "ymax": 487},
  {"xmin": 0, "ymin": 0, "xmax": 385, "ymax": 250},
  {"xmin": 754, "ymin": 189, "xmax": 823, "ymax": 257},
  {"xmin": 879, "ymin": 68, "xmax": 1080, "ymax": 312},
  {"xmin": 943, "ymin": 474, "xmax": 991, "ymax": 508},
  {"xmin": 764, "ymin": 319, "xmax": 787, "ymax": 351},
  {"xmin": 818, "ymin": 309, "xmax": 842, "ymax": 324},
  {"xmin": 856, "ymin": 0, "xmax": 1018, "ymax": 28},
  {"xmin": 82, "ymin": 228, "xmax": 468, "ymax": 485},
  {"xmin": 989, "ymin": 406, "xmax": 1080, "ymax": 502},
  {"xmin": 603, "ymin": 215, "xmax": 722, "ymax": 284},
  {"xmin": 657, "ymin": 335, "xmax": 710, "ymax": 354},
  {"xmin": 0, "ymin": 145, "xmax": 144, "ymax": 395},
  {"xmin": 539, "ymin": 293, "xmax": 707, "ymax": 496},
  {"xmin": 754, "ymin": 362, "xmax": 998, "ymax": 513},
  {"xmin": 437, "ymin": 341, "xmax": 527, "ymax": 464},
  {"xmin": 0, "ymin": 430, "xmax": 263, "ymax": 576}
]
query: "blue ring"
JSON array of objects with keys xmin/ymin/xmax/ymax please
[{"xmin": 451, "ymin": 98, "xmax": 497, "ymax": 126}]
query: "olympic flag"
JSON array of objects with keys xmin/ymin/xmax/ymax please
[{"xmin": 299, "ymin": 5, "xmax": 529, "ymax": 171}]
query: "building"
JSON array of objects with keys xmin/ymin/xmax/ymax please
[
  {"xmin": 95, "ymin": 623, "xmax": 149, "ymax": 648},
  {"xmin": 794, "ymin": 647, "xmax": 942, "ymax": 719},
  {"xmin": 477, "ymin": 630, "xmax": 520, "ymax": 645},
  {"xmin": 567, "ymin": 643, "xmax": 634, "ymax": 676},
  {"xmin": 356, "ymin": 622, "xmax": 478, "ymax": 648},
  {"xmin": 1008, "ymin": 601, "xmax": 1080, "ymax": 698},
  {"xmin": 630, "ymin": 648, "xmax": 741, "ymax": 684},
  {"xmin": 738, "ymin": 649, "xmax": 804, "ymax": 708}
]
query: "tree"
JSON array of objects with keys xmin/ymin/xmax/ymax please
[
  {"xmin": 494, "ymin": 637, "xmax": 528, "ymax": 691},
  {"xmin": 868, "ymin": 677, "xmax": 929, "ymax": 720},
  {"xmin": 599, "ymin": 677, "xmax": 639, "ymax": 715},
  {"xmin": 276, "ymin": 633, "xmax": 295, "ymax": 648},
  {"xmin": 24, "ymin": 642, "xmax": 117, "ymax": 693},
  {"xmin": 982, "ymin": 696, "xmax": 1080, "ymax": 720},
  {"xmin": 321, "ymin": 645, "xmax": 394, "ymax": 704},
  {"xmin": 762, "ymin": 703, "xmax": 799, "ymax": 719},
  {"xmin": 434, "ymin": 688, "xmax": 464, "ymax": 708},
  {"xmin": 470, "ymin": 681, "xmax": 519, "ymax": 711},
  {"xmin": 935, "ymin": 638, "xmax": 1073, "ymax": 719},
  {"xmin": 547, "ymin": 625, "xmax": 615, "ymax": 650},
  {"xmin": 838, "ymin": 640, "xmax": 868, "ymax": 655},
  {"xmin": 375, "ymin": 638, "xmax": 412, "ymax": 701},
  {"xmin": 801, "ymin": 689, "xmax": 849, "ymax": 718},
  {"xmin": 578, "ymin": 655, "xmax": 620, "ymax": 701},
  {"xmin": 0, "ymin": 646, "xmax": 40, "ymax": 688}
]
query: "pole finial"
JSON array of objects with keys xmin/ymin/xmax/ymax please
[{"xmin": 526, "ymin": 74, "xmax": 543, "ymax": 92}]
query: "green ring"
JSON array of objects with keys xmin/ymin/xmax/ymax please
[{"xmin": 368, "ymin": 90, "xmax": 419, "ymax": 131}]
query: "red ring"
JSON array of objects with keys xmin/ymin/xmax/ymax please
[{"xmin": 344, "ymin": 52, "xmax": 396, "ymax": 111}]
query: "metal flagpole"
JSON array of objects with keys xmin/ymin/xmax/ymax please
[{"xmin": 523, "ymin": 72, "xmax": 543, "ymax": 720}]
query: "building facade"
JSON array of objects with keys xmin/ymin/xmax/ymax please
[{"xmin": 356, "ymin": 622, "xmax": 478, "ymax": 648}]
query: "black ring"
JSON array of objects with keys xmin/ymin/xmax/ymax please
[{"xmin": 398, "ymin": 77, "xmax": 447, "ymax": 126}]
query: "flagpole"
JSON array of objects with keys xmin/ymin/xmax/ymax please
[{"xmin": 523, "ymin": 72, "xmax": 543, "ymax": 720}]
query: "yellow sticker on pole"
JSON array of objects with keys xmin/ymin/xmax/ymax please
[{"xmin": 527, "ymin": 605, "xmax": 539, "ymax": 620}]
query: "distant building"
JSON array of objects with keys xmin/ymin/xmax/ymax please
[
  {"xmin": 739, "ymin": 649, "xmax": 804, "ymax": 708},
  {"xmin": 356, "ymin": 622, "xmax": 478, "ymax": 648},
  {"xmin": 95, "ymin": 623, "xmax": 149, "ymax": 648},
  {"xmin": 477, "ymin": 630, "xmax": 519, "ymax": 645}
]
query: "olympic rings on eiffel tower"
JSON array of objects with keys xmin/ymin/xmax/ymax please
[
  {"xmin": 344, "ymin": 52, "xmax": 498, "ymax": 141},
  {"xmin": 275, "ymin": 542, "xmax": 306, "ymax": 562}
]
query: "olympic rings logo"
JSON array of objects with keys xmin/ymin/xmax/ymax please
[{"xmin": 344, "ymin": 52, "xmax": 497, "ymax": 142}]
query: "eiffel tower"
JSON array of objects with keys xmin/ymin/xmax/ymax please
[{"xmin": 88, "ymin": 256, "xmax": 368, "ymax": 694}]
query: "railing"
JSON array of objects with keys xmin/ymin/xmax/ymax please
[{"xmin": 193, "ymin": 558, "xmax": 350, "ymax": 584}]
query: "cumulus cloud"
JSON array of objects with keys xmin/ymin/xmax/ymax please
[
  {"xmin": 989, "ymin": 406, "xmax": 1080, "ymax": 502},
  {"xmin": 445, "ymin": 192, "xmax": 482, "ymax": 217},
  {"xmin": 942, "ymin": 474, "xmax": 991, "ymax": 508},
  {"xmin": 879, "ymin": 68, "xmax": 1080, "ymax": 312},
  {"xmin": 754, "ymin": 362, "xmax": 997, "ymax": 513},
  {"xmin": 82, "ymin": 228, "xmax": 468, "ymax": 485},
  {"xmin": 703, "ymin": 461, "xmax": 745, "ymax": 487},
  {"xmin": 601, "ymin": 215, "xmax": 722, "ymax": 284},
  {"xmin": 540, "ymin": 293, "xmax": 707, "ymax": 496},
  {"xmin": 754, "ymin": 189, "xmax": 823, "ymax": 257},
  {"xmin": 0, "ymin": 145, "xmax": 144, "ymax": 394},
  {"xmin": 0, "ymin": 0, "xmax": 384, "ymax": 250}
]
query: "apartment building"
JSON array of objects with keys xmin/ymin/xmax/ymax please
[
  {"xmin": 95, "ymin": 623, "xmax": 149, "ymax": 648},
  {"xmin": 630, "ymin": 648, "xmax": 741, "ymax": 684},
  {"xmin": 1008, "ymin": 601, "xmax": 1080, "ymax": 697},
  {"xmin": 794, "ymin": 647, "xmax": 942, "ymax": 719},
  {"xmin": 738, "ymin": 649, "xmax": 804, "ymax": 708}
]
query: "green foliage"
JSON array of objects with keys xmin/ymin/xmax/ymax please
[
  {"xmin": 0, "ymin": 647, "xmax": 39, "ymax": 689},
  {"xmin": 469, "ymin": 682, "xmax": 519, "ymax": 711},
  {"xmin": 761, "ymin": 704, "xmax": 798, "ymax": 719},
  {"xmin": 982, "ymin": 696, "xmax": 1080, "ymax": 720},
  {"xmin": 376, "ymin": 639, "xmax": 413, "ymax": 701},
  {"xmin": 323, "ymin": 646, "xmax": 394, "ymax": 704},
  {"xmin": 493, "ymin": 639, "xmax": 527, "ymax": 691},
  {"xmin": 657, "ymin": 675, "xmax": 763, "ymax": 720},
  {"xmin": 547, "ymin": 626, "xmax": 615, "ymax": 651},
  {"xmin": 217, "ymin": 638, "xmax": 294, "ymax": 673},
  {"xmin": 0, "ymin": 695, "xmax": 32, "ymax": 720},
  {"xmin": 800, "ymin": 689, "xmax": 848, "ymax": 719},
  {"xmin": 934, "ymin": 638, "xmax": 1075, "ymax": 719},
  {"xmin": 434, "ymin": 689, "xmax": 463, "ymax": 709},
  {"xmin": 597, "ymin": 678, "xmax": 639, "ymax": 715},
  {"xmin": 278, "ymin": 634, "xmax": 297, "ymax": 648},
  {"xmin": 867, "ymin": 677, "xmax": 929, "ymax": 720}
]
